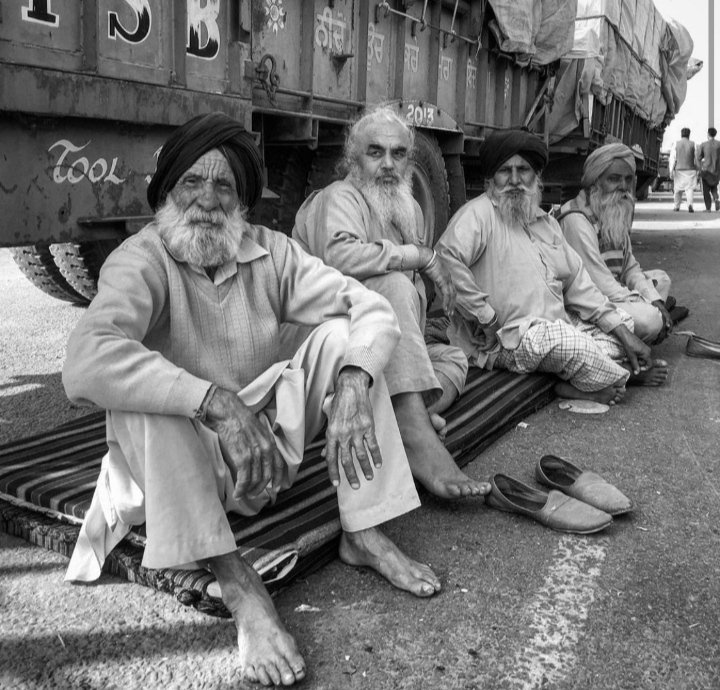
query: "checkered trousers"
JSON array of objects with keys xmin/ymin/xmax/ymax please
[{"xmin": 495, "ymin": 317, "xmax": 630, "ymax": 392}]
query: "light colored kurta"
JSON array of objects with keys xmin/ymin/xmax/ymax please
[
  {"xmin": 559, "ymin": 191, "xmax": 662, "ymax": 303},
  {"xmin": 292, "ymin": 179, "xmax": 467, "ymax": 397},
  {"xmin": 64, "ymin": 223, "xmax": 422, "ymax": 579},
  {"xmin": 435, "ymin": 194, "xmax": 624, "ymax": 367}
]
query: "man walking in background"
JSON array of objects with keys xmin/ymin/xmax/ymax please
[
  {"xmin": 669, "ymin": 127, "xmax": 697, "ymax": 213},
  {"xmin": 697, "ymin": 127, "xmax": 720, "ymax": 212}
]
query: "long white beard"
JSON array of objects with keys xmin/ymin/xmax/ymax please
[
  {"xmin": 588, "ymin": 186, "xmax": 634, "ymax": 250},
  {"xmin": 349, "ymin": 166, "xmax": 418, "ymax": 241},
  {"xmin": 487, "ymin": 178, "xmax": 542, "ymax": 228},
  {"xmin": 155, "ymin": 196, "xmax": 247, "ymax": 267}
]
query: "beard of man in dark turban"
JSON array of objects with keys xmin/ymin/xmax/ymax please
[
  {"xmin": 486, "ymin": 165, "xmax": 543, "ymax": 228},
  {"xmin": 155, "ymin": 190, "xmax": 248, "ymax": 268}
]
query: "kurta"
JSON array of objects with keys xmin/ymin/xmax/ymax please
[{"xmin": 435, "ymin": 194, "xmax": 624, "ymax": 367}]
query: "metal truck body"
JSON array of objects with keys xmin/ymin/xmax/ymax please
[{"xmin": 0, "ymin": 0, "xmax": 691, "ymax": 302}]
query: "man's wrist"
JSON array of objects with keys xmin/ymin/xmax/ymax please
[
  {"xmin": 478, "ymin": 313, "xmax": 498, "ymax": 329},
  {"xmin": 195, "ymin": 384, "xmax": 218, "ymax": 423},
  {"xmin": 420, "ymin": 249, "xmax": 438, "ymax": 272}
]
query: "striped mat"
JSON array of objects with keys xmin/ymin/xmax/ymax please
[{"xmin": 0, "ymin": 367, "xmax": 554, "ymax": 617}]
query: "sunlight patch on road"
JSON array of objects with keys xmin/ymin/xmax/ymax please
[{"xmin": 505, "ymin": 535, "xmax": 607, "ymax": 689}]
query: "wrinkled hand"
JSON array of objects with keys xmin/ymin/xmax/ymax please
[
  {"xmin": 204, "ymin": 387, "xmax": 284, "ymax": 500},
  {"xmin": 324, "ymin": 367, "xmax": 381, "ymax": 490},
  {"xmin": 421, "ymin": 252, "xmax": 457, "ymax": 317},
  {"xmin": 611, "ymin": 324, "xmax": 652, "ymax": 375},
  {"xmin": 652, "ymin": 300, "xmax": 673, "ymax": 343},
  {"xmin": 477, "ymin": 316, "xmax": 500, "ymax": 351}
]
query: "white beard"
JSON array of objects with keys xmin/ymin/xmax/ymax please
[
  {"xmin": 588, "ymin": 186, "xmax": 634, "ymax": 250},
  {"xmin": 348, "ymin": 166, "xmax": 418, "ymax": 241},
  {"xmin": 155, "ymin": 196, "xmax": 247, "ymax": 267},
  {"xmin": 487, "ymin": 178, "xmax": 542, "ymax": 228}
]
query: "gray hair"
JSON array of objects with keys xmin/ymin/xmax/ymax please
[{"xmin": 343, "ymin": 105, "xmax": 415, "ymax": 171}]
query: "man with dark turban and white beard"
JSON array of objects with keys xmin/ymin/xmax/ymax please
[
  {"xmin": 62, "ymin": 112, "xmax": 444, "ymax": 687},
  {"xmin": 292, "ymin": 105, "xmax": 489, "ymax": 501},
  {"xmin": 436, "ymin": 129, "xmax": 666, "ymax": 406},
  {"xmin": 558, "ymin": 143, "xmax": 675, "ymax": 351}
]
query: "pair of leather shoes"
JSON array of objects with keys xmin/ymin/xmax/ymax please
[
  {"xmin": 485, "ymin": 456, "xmax": 632, "ymax": 534},
  {"xmin": 686, "ymin": 334, "xmax": 720, "ymax": 360}
]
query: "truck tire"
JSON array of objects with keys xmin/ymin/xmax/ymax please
[
  {"xmin": 412, "ymin": 131, "xmax": 451, "ymax": 247},
  {"xmin": 10, "ymin": 244, "xmax": 89, "ymax": 304},
  {"xmin": 252, "ymin": 147, "xmax": 313, "ymax": 236},
  {"xmin": 50, "ymin": 240, "xmax": 121, "ymax": 302}
]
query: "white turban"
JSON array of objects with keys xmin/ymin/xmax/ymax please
[{"xmin": 581, "ymin": 144, "xmax": 636, "ymax": 188}]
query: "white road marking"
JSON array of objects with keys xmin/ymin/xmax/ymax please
[{"xmin": 505, "ymin": 535, "xmax": 608, "ymax": 689}]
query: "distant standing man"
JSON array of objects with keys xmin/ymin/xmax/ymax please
[
  {"xmin": 696, "ymin": 127, "xmax": 720, "ymax": 212},
  {"xmin": 558, "ymin": 143, "xmax": 674, "ymax": 344},
  {"xmin": 669, "ymin": 127, "xmax": 697, "ymax": 212}
]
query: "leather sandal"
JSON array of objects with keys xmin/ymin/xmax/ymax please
[
  {"xmin": 485, "ymin": 473, "xmax": 613, "ymax": 534},
  {"xmin": 686, "ymin": 334, "xmax": 720, "ymax": 360},
  {"xmin": 536, "ymin": 455, "xmax": 633, "ymax": 516}
]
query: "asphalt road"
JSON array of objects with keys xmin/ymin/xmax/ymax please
[{"xmin": 1, "ymin": 193, "xmax": 719, "ymax": 689}]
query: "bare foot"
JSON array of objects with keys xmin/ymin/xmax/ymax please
[
  {"xmin": 555, "ymin": 381, "xmax": 626, "ymax": 405},
  {"xmin": 207, "ymin": 552, "xmax": 306, "ymax": 686},
  {"xmin": 339, "ymin": 527, "xmax": 441, "ymax": 597},
  {"xmin": 626, "ymin": 359, "xmax": 669, "ymax": 387},
  {"xmin": 393, "ymin": 392, "xmax": 490, "ymax": 499},
  {"xmin": 429, "ymin": 412, "xmax": 448, "ymax": 441}
]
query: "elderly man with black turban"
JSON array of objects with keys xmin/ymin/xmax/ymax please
[
  {"xmin": 63, "ymin": 112, "xmax": 442, "ymax": 687},
  {"xmin": 436, "ymin": 129, "xmax": 660, "ymax": 405},
  {"xmin": 558, "ymin": 144, "xmax": 676, "ymax": 357}
]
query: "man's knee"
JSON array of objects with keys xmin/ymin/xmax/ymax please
[
  {"xmin": 645, "ymin": 269, "xmax": 671, "ymax": 300},
  {"xmin": 630, "ymin": 305, "xmax": 664, "ymax": 344}
]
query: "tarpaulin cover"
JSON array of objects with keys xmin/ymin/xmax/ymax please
[{"xmin": 487, "ymin": 0, "xmax": 578, "ymax": 65}]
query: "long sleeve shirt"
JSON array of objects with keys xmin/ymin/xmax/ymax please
[
  {"xmin": 697, "ymin": 138, "xmax": 720, "ymax": 179},
  {"xmin": 435, "ymin": 194, "xmax": 623, "ymax": 366},
  {"xmin": 559, "ymin": 191, "xmax": 661, "ymax": 304},
  {"xmin": 292, "ymin": 179, "xmax": 425, "ymax": 280},
  {"xmin": 63, "ymin": 223, "xmax": 401, "ymax": 416}
]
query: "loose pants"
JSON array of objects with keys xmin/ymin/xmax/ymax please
[{"xmin": 66, "ymin": 319, "xmax": 421, "ymax": 581}]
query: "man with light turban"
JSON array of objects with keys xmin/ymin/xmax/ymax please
[
  {"xmin": 62, "ymin": 112, "xmax": 442, "ymax": 687},
  {"xmin": 558, "ymin": 143, "xmax": 677, "ymax": 348},
  {"xmin": 436, "ymin": 129, "xmax": 667, "ymax": 407}
]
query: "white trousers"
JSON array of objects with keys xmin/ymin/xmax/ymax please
[{"xmin": 66, "ymin": 319, "xmax": 420, "ymax": 580}]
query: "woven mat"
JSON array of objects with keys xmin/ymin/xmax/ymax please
[{"xmin": 0, "ymin": 368, "xmax": 554, "ymax": 617}]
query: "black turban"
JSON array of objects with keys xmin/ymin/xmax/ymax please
[
  {"xmin": 147, "ymin": 112, "xmax": 264, "ymax": 212},
  {"xmin": 477, "ymin": 129, "xmax": 548, "ymax": 178}
]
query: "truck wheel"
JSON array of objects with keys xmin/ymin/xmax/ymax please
[
  {"xmin": 252, "ymin": 147, "xmax": 313, "ymax": 235},
  {"xmin": 10, "ymin": 244, "xmax": 89, "ymax": 304},
  {"xmin": 50, "ymin": 240, "xmax": 121, "ymax": 302},
  {"xmin": 412, "ymin": 131, "xmax": 451, "ymax": 247}
]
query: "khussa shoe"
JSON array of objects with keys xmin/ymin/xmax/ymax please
[
  {"xmin": 485, "ymin": 473, "xmax": 613, "ymax": 534},
  {"xmin": 686, "ymin": 334, "xmax": 720, "ymax": 360},
  {"xmin": 535, "ymin": 455, "xmax": 633, "ymax": 516}
]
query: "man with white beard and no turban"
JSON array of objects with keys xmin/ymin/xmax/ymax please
[
  {"xmin": 293, "ymin": 105, "xmax": 489, "ymax": 501},
  {"xmin": 558, "ymin": 143, "xmax": 675, "ymax": 352},
  {"xmin": 62, "ymin": 112, "xmax": 444, "ymax": 687},
  {"xmin": 436, "ymin": 129, "xmax": 665, "ymax": 407}
]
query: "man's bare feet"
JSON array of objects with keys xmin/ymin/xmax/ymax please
[
  {"xmin": 207, "ymin": 551, "xmax": 306, "ymax": 687},
  {"xmin": 339, "ymin": 526, "xmax": 441, "ymax": 597},
  {"xmin": 625, "ymin": 359, "xmax": 669, "ymax": 387},
  {"xmin": 392, "ymin": 392, "xmax": 490, "ymax": 498},
  {"xmin": 429, "ymin": 412, "xmax": 448, "ymax": 441},
  {"xmin": 555, "ymin": 381, "xmax": 626, "ymax": 405}
]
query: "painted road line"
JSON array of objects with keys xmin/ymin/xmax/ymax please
[{"xmin": 505, "ymin": 535, "xmax": 608, "ymax": 689}]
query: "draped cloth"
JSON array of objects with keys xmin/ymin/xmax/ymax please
[
  {"xmin": 581, "ymin": 143, "xmax": 637, "ymax": 189},
  {"xmin": 477, "ymin": 129, "xmax": 548, "ymax": 177},
  {"xmin": 147, "ymin": 112, "xmax": 264, "ymax": 212}
]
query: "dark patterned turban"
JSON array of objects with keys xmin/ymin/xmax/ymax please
[
  {"xmin": 478, "ymin": 129, "xmax": 548, "ymax": 177},
  {"xmin": 581, "ymin": 143, "xmax": 636, "ymax": 189},
  {"xmin": 147, "ymin": 112, "xmax": 264, "ymax": 212}
]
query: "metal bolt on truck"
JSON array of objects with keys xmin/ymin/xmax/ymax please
[{"xmin": 1, "ymin": 0, "xmax": 694, "ymax": 304}]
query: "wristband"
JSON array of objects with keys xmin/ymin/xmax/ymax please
[
  {"xmin": 195, "ymin": 383, "xmax": 217, "ymax": 422},
  {"xmin": 422, "ymin": 250, "xmax": 438, "ymax": 272}
]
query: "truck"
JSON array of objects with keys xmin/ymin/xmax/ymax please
[{"xmin": 1, "ymin": 0, "xmax": 693, "ymax": 304}]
